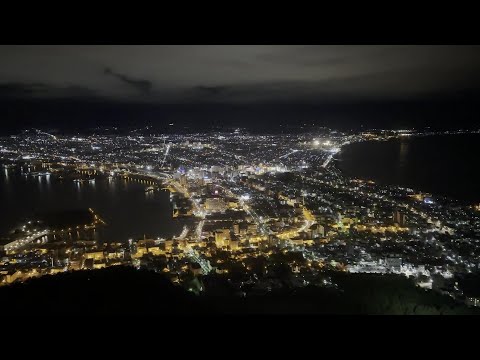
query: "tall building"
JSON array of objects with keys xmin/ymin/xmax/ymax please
[
  {"xmin": 180, "ymin": 174, "xmax": 187, "ymax": 188},
  {"xmin": 393, "ymin": 210, "xmax": 407, "ymax": 227},
  {"xmin": 233, "ymin": 222, "xmax": 240, "ymax": 235},
  {"xmin": 215, "ymin": 229, "xmax": 231, "ymax": 248}
]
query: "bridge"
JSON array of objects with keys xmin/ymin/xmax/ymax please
[
  {"xmin": 174, "ymin": 225, "xmax": 189, "ymax": 240},
  {"xmin": 4, "ymin": 230, "xmax": 50, "ymax": 253}
]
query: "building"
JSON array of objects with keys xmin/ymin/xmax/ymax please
[
  {"xmin": 205, "ymin": 198, "xmax": 227, "ymax": 213},
  {"xmin": 1, "ymin": 270, "xmax": 22, "ymax": 284},
  {"xmin": 147, "ymin": 246, "xmax": 164, "ymax": 256},
  {"xmin": 247, "ymin": 223, "xmax": 257, "ymax": 234},
  {"xmin": 215, "ymin": 229, "xmax": 231, "ymax": 248},
  {"xmin": 385, "ymin": 257, "xmax": 402, "ymax": 272},
  {"xmin": 393, "ymin": 210, "xmax": 407, "ymax": 227},
  {"xmin": 227, "ymin": 199, "xmax": 239, "ymax": 209},
  {"xmin": 68, "ymin": 259, "xmax": 83, "ymax": 270},
  {"xmin": 164, "ymin": 239, "xmax": 174, "ymax": 252},
  {"xmin": 215, "ymin": 265, "xmax": 228, "ymax": 274},
  {"xmin": 290, "ymin": 237, "xmax": 304, "ymax": 247},
  {"xmin": 179, "ymin": 174, "xmax": 188, "ymax": 188},
  {"xmin": 210, "ymin": 165, "xmax": 224, "ymax": 174},
  {"xmin": 229, "ymin": 236, "xmax": 240, "ymax": 251},
  {"xmin": 232, "ymin": 222, "xmax": 240, "ymax": 235},
  {"xmin": 308, "ymin": 224, "xmax": 325, "ymax": 238},
  {"xmin": 84, "ymin": 251, "xmax": 104, "ymax": 261},
  {"xmin": 466, "ymin": 297, "xmax": 480, "ymax": 307},
  {"xmin": 207, "ymin": 183, "xmax": 223, "ymax": 196}
]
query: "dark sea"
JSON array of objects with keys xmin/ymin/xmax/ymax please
[
  {"xmin": 338, "ymin": 134, "xmax": 480, "ymax": 203},
  {"xmin": 0, "ymin": 167, "xmax": 182, "ymax": 241}
]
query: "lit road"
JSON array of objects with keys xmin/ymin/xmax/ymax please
[
  {"xmin": 160, "ymin": 143, "xmax": 171, "ymax": 168},
  {"xmin": 185, "ymin": 246, "xmax": 212, "ymax": 274},
  {"xmin": 278, "ymin": 149, "xmax": 300, "ymax": 159},
  {"xmin": 221, "ymin": 183, "xmax": 270, "ymax": 236},
  {"xmin": 195, "ymin": 220, "xmax": 205, "ymax": 240}
]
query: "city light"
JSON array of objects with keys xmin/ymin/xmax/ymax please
[{"xmin": 1, "ymin": 123, "xmax": 479, "ymax": 313}]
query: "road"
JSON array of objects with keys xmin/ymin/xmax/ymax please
[{"xmin": 185, "ymin": 246, "xmax": 212, "ymax": 274}]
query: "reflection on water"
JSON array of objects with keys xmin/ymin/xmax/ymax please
[
  {"xmin": 399, "ymin": 140, "xmax": 409, "ymax": 168},
  {"xmin": 0, "ymin": 166, "xmax": 181, "ymax": 242},
  {"xmin": 145, "ymin": 190, "xmax": 154, "ymax": 200}
]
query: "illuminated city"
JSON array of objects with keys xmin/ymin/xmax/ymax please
[
  {"xmin": 2, "ymin": 45, "xmax": 480, "ymax": 315},
  {"xmin": 1, "ymin": 126, "xmax": 480, "ymax": 313}
]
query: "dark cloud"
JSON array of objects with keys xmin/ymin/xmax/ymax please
[
  {"xmin": 193, "ymin": 86, "xmax": 229, "ymax": 96},
  {"xmin": 0, "ymin": 45, "xmax": 479, "ymax": 105},
  {"xmin": 0, "ymin": 82, "xmax": 96, "ymax": 98},
  {"xmin": 104, "ymin": 67, "xmax": 152, "ymax": 94},
  {"xmin": 0, "ymin": 83, "xmax": 51, "ymax": 96}
]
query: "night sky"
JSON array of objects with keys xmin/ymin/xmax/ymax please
[{"xmin": 1, "ymin": 45, "xmax": 480, "ymax": 132}]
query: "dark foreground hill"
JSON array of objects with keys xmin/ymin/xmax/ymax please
[{"xmin": 0, "ymin": 267, "xmax": 477, "ymax": 315}]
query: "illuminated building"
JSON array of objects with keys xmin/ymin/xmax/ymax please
[
  {"xmin": 147, "ymin": 247, "xmax": 164, "ymax": 256},
  {"xmin": 466, "ymin": 297, "xmax": 480, "ymax": 307},
  {"xmin": 1, "ymin": 270, "xmax": 22, "ymax": 284},
  {"xmin": 385, "ymin": 257, "xmax": 402, "ymax": 272},
  {"xmin": 233, "ymin": 222, "xmax": 240, "ymax": 235},
  {"xmin": 164, "ymin": 239, "xmax": 173, "ymax": 252},
  {"xmin": 229, "ymin": 237, "xmax": 240, "ymax": 251},
  {"xmin": 205, "ymin": 198, "xmax": 227, "ymax": 213},
  {"xmin": 180, "ymin": 174, "xmax": 188, "ymax": 188},
  {"xmin": 68, "ymin": 260, "xmax": 82, "ymax": 270},
  {"xmin": 85, "ymin": 251, "xmax": 105, "ymax": 261},
  {"xmin": 289, "ymin": 237, "xmax": 304, "ymax": 247},
  {"xmin": 247, "ymin": 223, "xmax": 257, "ymax": 233},
  {"xmin": 210, "ymin": 165, "xmax": 223, "ymax": 174},
  {"xmin": 393, "ymin": 210, "xmax": 407, "ymax": 227},
  {"xmin": 215, "ymin": 265, "xmax": 228, "ymax": 274},
  {"xmin": 309, "ymin": 224, "xmax": 325, "ymax": 238},
  {"xmin": 227, "ymin": 200, "xmax": 239, "ymax": 209},
  {"xmin": 215, "ymin": 229, "xmax": 231, "ymax": 247}
]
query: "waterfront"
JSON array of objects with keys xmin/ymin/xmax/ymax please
[
  {"xmin": 0, "ymin": 166, "xmax": 181, "ymax": 242},
  {"xmin": 339, "ymin": 134, "xmax": 480, "ymax": 203}
]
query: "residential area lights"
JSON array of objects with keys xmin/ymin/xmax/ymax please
[{"xmin": 0, "ymin": 128, "xmax": 479, "ymax": 308}]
